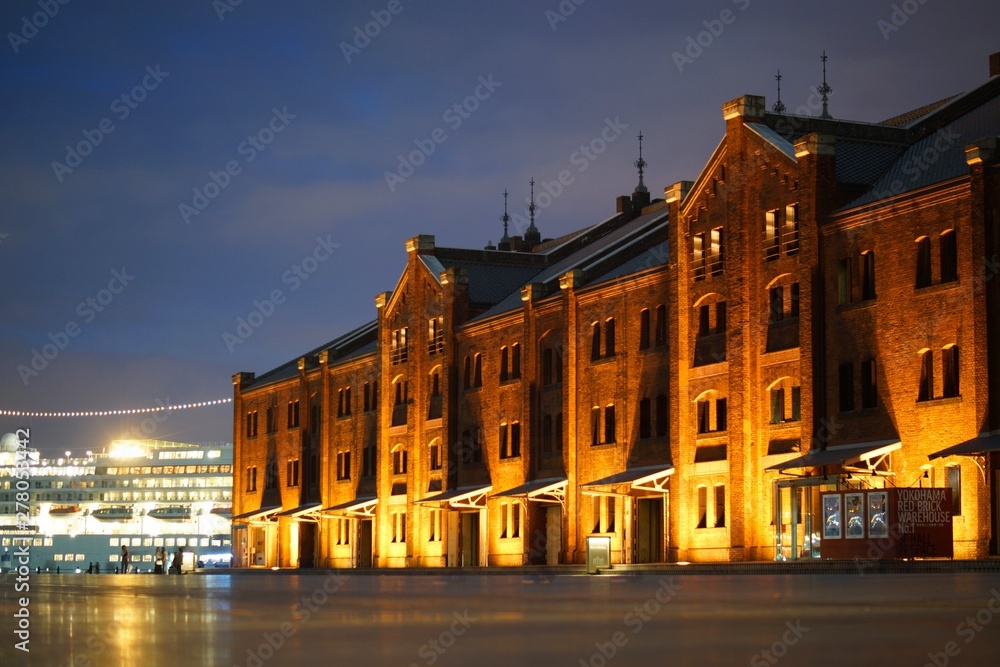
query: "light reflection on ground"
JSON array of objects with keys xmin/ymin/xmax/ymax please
[{"xmin": 7, "ymin": 571, "xmax": 1000, "ymax": 667}]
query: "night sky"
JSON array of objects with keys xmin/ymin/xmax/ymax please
[{"xmin": 1, "ymin": 0, "xmax": 998, "ymax": 455}]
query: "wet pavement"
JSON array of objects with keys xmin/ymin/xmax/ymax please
[{"xmin": 4, "ymin": 570, "xmax": 1000, "ymax": 666}]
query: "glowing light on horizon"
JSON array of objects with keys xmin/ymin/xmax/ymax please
[{"xmin": 0, "ymin": 398, "xmax": 232, "ymax": 418}]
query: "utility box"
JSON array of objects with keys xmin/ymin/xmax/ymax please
[{"xmin": 585, "ymin": 536, "xmax": 611, "ymax": 574}]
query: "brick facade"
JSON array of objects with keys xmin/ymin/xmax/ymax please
[{"xmin": 232, "ymin": 56, "xmax": 1000, "ymax": 567}]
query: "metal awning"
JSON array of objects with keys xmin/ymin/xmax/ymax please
[
  {"xmin": 416, "ymin": 485, "xmax": 492, "ymax": 509},
  {"xmin": 275, "ymin": 503, "xmax": 323, "ymax": 521},
  {"xmin": 323, "ymin": 497, "xmax": 377, "ymax": 517},
  {"xmin": 929, "ymin": 433, "xmax": 1000, "ymax": 460},
  {"xmin": 766, "ymin": 440, "xmax": 901, "ymax": 472},
  {"xmin": 494, "ymin": 477, "xmax": 567, "ymax": 505},
  {"xmin": 231, "ymin": 506, "xmax": 281, "ymax": 522},
  {"xmin": 582, "ymin": 464, "xmax": 674, "ymax": 496}
]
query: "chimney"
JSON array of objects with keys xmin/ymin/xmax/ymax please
[{"xmin": 991, "ymin": 52, "xmax": 1000, "ymax": 78}]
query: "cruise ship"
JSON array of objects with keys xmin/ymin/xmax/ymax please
[{"xmin": 0, "ymin": 434, "xmax": 233, "ymax": 572}]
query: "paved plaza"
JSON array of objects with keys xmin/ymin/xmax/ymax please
[{"xmin": 4, "ymin": 570, "xmax": 1000, "ymax": 667}]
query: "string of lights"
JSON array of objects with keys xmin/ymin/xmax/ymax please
[{"xmin": 0, "ymin": 398, "xmax": 232, "ymax": 418}]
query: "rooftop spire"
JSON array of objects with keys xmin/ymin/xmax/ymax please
[
  {"xmin": 527, "ymin": 179, "xmax": 538, "ymax": 232},
  {"xmin": 772, "ymin": 70, "xmax": 786, "ymax": 114},
  {"xmin": 499, "ymin": 189, "xmax": 511, "ymax": 249},
  {"xmin": 818, "ymin": 51, "xmax": 833, "ymax": 119},
  {"xmin": 634, "ymin": 131, "xmax": 648, "ymax": 194}
]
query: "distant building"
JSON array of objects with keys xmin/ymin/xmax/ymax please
[{"xmin": 231, "ymin": 53, "xmax": 1000, "ymax": 567}]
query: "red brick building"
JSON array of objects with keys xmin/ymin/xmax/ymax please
[{"xmin": 231, "ymin": 54, "xmax": 1000, "ymax": 567}]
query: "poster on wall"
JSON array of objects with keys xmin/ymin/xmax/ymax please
[
  {"xmin": 823, "ymin": 494, "xmax": 842, "ymax": 539},
  {"xmin": 868, "ymin": 491, "xmax": 888, "ymax": 539},
  {"xmin": 845, "ymin": 493, "xmax": 864, "ymax": 539},
  {"xmin": 820, "ymin": 488, "xmax": 953, "ymax": 559}
]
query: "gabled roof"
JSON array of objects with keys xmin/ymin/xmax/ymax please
[
  {"xmin": 242, "ymin": 319, "xmax": 378, "ymax": 391},
  {"xmin": 834, "ymin": 140, "xmax": 909, "ymax": 186},
  {"xmin": 471, "ymin": 207, "xmax": 669, "ymax": 322},
  {"xmin": 843, "ymin": 93, "xmax": 1000, "ymax": 209},
  {"xmin": 746, "ymin": 123, "xmax": 797, "ymax": 161},
  {"xmin": 880, "ymin": 95, "xmax": 958, "ymax": 127},
  {"xmin": 436, "ymin": 257, "xmax": 547, "ymax": 307}
]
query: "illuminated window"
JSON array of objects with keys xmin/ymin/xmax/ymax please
[
  {"xmin": 940, "ymin": 230, "xmax": 958, "ymax": 283},
  {"xmin": 916, "ymin": 237, "xmax": 932, "ymax": 288},
  {"xmin": 336, "ymin": 451, "xmax": 350, "ymax": 481},
  {"xmin": 392, "ymin": 446, "xmax": 407, "ymax": 475},
  {"xmin": 429, "ymin": 508, "xmax": 442, "ymax": 542},
  {"xmin": 714, "ymin": 484, "xmax": 726, "ymax": 528},
  {"xmin": 429, "ymin": 441, "xmax": 441, "ymax": 471},
  {"xmin": 860, "ymin": 251, "xmax": 876, "ymax": 301},
  {"xmin": 639, "ymin": 309, "xmax": 650, "ymax": 350},
  {"xmin": 942, "ymin": 345, "xmax": 960, "ymax": 398},
  {"xmin": 428, "ymin": 317, "xmax": 444, "ymax": 355},
  {"xmin": 696, "ymin": 395, "xmax": 726, "ymax": 433},
  {"xmin": 655, "ymin": 304, "xmax": 667, "ymax": 346},
  {"xmin": 604, "ymin": 405, "xmax": 616, "ymax": 444},
  {"xmin": 265, "ymin": 406, "xmax": 277, "ymax": 433},
  {"xmin": 338, "ymin": 387, "xmax": 352, "ymax": 418},
  {"xmin": 918, "ymin": 351, "xmax": 934, "ymax": 402},
  {"xmin": 947, "ymin": 465, "xmax": 962, "ymax": 516},
  {"xmin": 245, "ymin": 411, "xmax": 258, "ymax": 438},
  {"xmin": 390, "ymin": 327, "xmax": 409, "ymax": 365},
  {"xmin": 838, "ymin": 257, "xmax": 852, "ymax": 306}
]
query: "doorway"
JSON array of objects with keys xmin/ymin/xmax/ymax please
[
  {"xmin": 298, "ymin": 522, "xmax": 316, "ymax": 568},
  {"xmin": 636, "ymin": 497, "xmax": 664, "ymax": 563},
  {"xmin": 545, "ymin": 505, "xmax": 562, "ymax": 565},
  {"xmin": 460, "ymin": 512, "xmax": 480, "ymax": 567},
  {"xmin": 358, "ymin": 519, "xmax": 373, "ymax": 568},
  {"xmin": 775, "ymin": 478, "xmax": 838, "ymax": 560}
]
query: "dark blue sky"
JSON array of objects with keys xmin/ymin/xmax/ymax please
[{"xmin": 1, "ymin": 0, "xmax": 998, "ymax": 454}]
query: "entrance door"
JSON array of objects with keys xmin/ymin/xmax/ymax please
[
  {"xmin": 775, "ymin": 480, "xmax": 837, "ymax": 560},
  {"xmin": 358, "ymin": 519, "xmax": 373, "ymax": 568},
  {"xmin": 460, "ymin": 512, "xmax": 479, "ymax": 567},
  {"xmin": 299, "ymin": 522, "xmax": 316, "ymax": 568},
  {"xmin": 636, "ymin": 497, "xmax": 664, "ymax": 563},
  {"xmin": 252, "ymin": 526, "xmax": 267, "ymax": 566},
  {"xmin": 545, "ymin": 505, "xmax": 562, "ymax": 565}
]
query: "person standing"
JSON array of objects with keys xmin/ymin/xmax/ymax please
[
  {"xmin": 154, "ymin": 547, "xmax": 164, "ymax": 574},
  {"xmin": 170, "ymin": 547, "xmax": 184, "ymax": 574},
  {"xmin": 120, "ymin": 545, "xmax": 130, "ymax": 574}
]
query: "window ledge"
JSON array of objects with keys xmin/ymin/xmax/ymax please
[
  {"xmin": 498, "ymin": 456, "xmax": 522, "ymax": 463},
  {"xmin": 696, "ymin": 431, "xmax": 727, "ymax": 440},
  {"xmin": 499, "ymin": 378, "xmax": 521, "ymax": 387},
  {"xmin": 837, "ymin": 299, "xmax": 876, "ymax": 314},
  {"xmin": 915, "ymin": 280, "xmax": 960, "ymax": 296},
  {"xmin": 590, "ymin": 441, "xmax": 617, "ymax": 449},
  {"xmin": 590, "ymin": 355, "xmax": 617, "ymax": 366},
  {"xmin": 916, "ymin": 395, "xmax": 963, "ymax": 406}
]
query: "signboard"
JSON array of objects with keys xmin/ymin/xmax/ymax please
[{"xmin": 820, "ymin": 488, "xmax": 952, "ymax": 559}]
